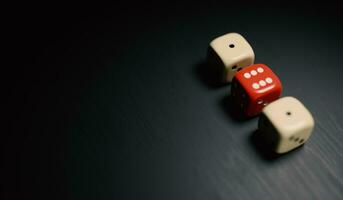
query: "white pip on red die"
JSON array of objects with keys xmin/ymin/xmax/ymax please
[
  {"xmin": 231, "ymin": 64, "xmax": 282, "ymax": 117},
  {"xmin": 258, "ymin": 96, "xmax": 315, "ymax": 153},
  {"xmin": 208, "ymin": 33, "xmax": 255, "ymax": 82}
]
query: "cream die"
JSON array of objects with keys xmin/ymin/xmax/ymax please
[
  {"xmin": 258, "ymin": 96, "xmax": 315, "ymax": 153},
  {"xmin": 208, "ymin": 33, "xmax": 255, "ymax": 82}
]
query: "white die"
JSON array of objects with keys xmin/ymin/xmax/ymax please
[
  {"xmin": 258, "ymin": 96, "xmax": 315, "ymax": 154},
  {"xmin": 208, "ymin": 33, "xmax": 255, "ymax": 82}
]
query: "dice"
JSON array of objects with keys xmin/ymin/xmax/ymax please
[
  {"xmin": 258, "ymin": 97, "xmax": 315, "ymax": 153},
  {"xmin": 231, "ymin": 64, "xmax": 282, "ymax": 117},
  {"xmin": 208, "ymin": 33, "xmax": 255, "ymax": 82},
  {"xmin": 206, "ymin": 32, "xmax": 316, "ymax": 155}
]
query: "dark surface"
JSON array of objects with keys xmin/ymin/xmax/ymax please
[{"xmin": 5, "ymin": 2, "xmax": 343, "ymax": 200}]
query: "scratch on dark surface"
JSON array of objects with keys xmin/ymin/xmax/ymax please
[{"xmin": 327, "ymin": 112, "xmax": 343, "ymax": 133}]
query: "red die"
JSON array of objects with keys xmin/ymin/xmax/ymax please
[{"xmin": 231, "ymin": 64, "xmax": 282, "ymax": 117}]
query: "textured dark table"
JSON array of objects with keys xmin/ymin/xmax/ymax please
[{"xmin": 5, "ymin": 2, "xmax": 343, "ymax": 200}]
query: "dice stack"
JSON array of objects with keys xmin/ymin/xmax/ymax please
[{"xmin": 208, "ymin": 33, "xmax": 315, "ymax": 154}]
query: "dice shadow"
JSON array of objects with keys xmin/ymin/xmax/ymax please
[
  {"xmin": 249, "ymin": 129, "xmax": 305, "ymax": 161},
  {"xmin": 194, "ymin": 60, "xmax": 228, "ymax": 89},
  {"xmin": 219, "ymin": 95, "xmax": 255, "ymax": 123}
]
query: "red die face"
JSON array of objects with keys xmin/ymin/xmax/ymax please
[{"xmin": 231, "ymin": 64, "xmax": 282, "ymax": 117}]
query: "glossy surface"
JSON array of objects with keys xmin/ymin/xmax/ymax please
[
  {"xmin": 209, "ymin": 33, "xmax": 255, "ymax": 82},
  {"xmin": 232, "ymin": 64, "xmax": 282, "ymax": 117},
  {"xmin": 259, "ymin": 97, "xmax": 315, "ymax": 153}
]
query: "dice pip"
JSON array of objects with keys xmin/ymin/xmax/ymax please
[
  {"xmin": 208, "ymin": 33, "xmax": 255, "ymax": 82},
  {"xmin": 258, "ymin": 97, "xmax": 315, "ymax": 153},
  {"xmin": 231, "ymin": 64, "xmax": 282, "ymax": 117}
]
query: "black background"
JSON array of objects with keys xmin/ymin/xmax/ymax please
[{"xmin": 5, "ymin": 1, "xmax": 343, "ymax": 200}]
